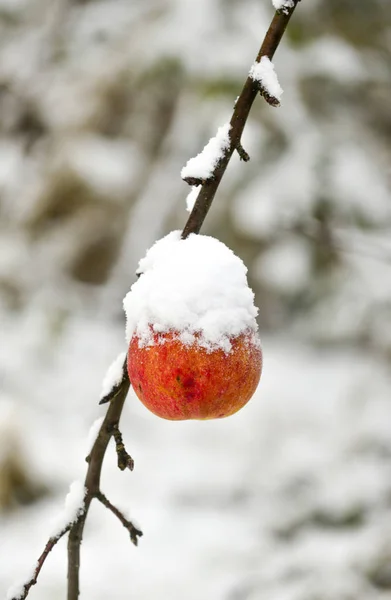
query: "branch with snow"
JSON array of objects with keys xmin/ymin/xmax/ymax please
[
  {"xmin": 76, "ymin": 3, "xmax": 300, "ymax": 597},
  {"xmin": 8, "ymin": 398, "xmax": 140, "ymax": 600},
  {"xmin": 181, "ymin": 123, "xmax": 231, "ymax": 186},
  {"xmin": 249, "ymin": 56, "xmax": 283, "ymax": 106},
  {"xmin": 98, "ymin": 356, "xmax": 134, "ymax": 467},
  {"xmin": 7, "ymin": 481, "xmax": 86, "ymax": 600},
  {"xmin": 50, "ymin": 480, "xmax": 86, "ymax": 536},
  {"xmin": 67, "ymin": 374, "xmax": 134, "ymax": 600},
  {"xmin": 272, "ymin": 0, "xmax": 295, "ymax": 16},
  {"xmin": 181, "ymin": 0, "xmax": 301, "ymax": 239},
  {"xmin": 7, "ymin": 524, "xmax": 72, "ymax": 600},
  {"xmin": 10, "ymin": 2, "xmax": 302, "ymax": 599}
]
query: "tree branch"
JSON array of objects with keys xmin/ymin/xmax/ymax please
[
  {"xmin": 66, "ymin": 4, "xmax": 301, "ymax": 598},
  {"xmin": 10, "ymin": 4, "xmax": 302, "ymax": 600},
  {"xmin": 110, "ymin": 422, "xmax": 134, "ymax": 471},
  {"xmin": 236, "ymin": 141, "xmax": 250, "ymax": 162},
  {"xmin": 96, "ymin": 491, "xmax": 143, "ymax": 546},
  {"xmin": 67, "ymin": 379, "xmax": 130, "ymax": 600},
  {"xmin": 181, "ymin": 0, "xmax": 301, "ymax": 240},
  {"xmin": 8, "ymin": 524, "xmax": 72, "ymax": 600}
]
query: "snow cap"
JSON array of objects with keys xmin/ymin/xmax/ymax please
[{"xmin": 123, "ymin": 231, "xmax": 259, "ymax": 353}]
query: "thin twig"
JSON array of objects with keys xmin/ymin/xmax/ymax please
[
  {"xmin": 9, "ymin": 524, "xmax": 72, "ymax": 600},
  {"xmin": 96, "ymin": 491, "xmax": 143, "ymax": 546},
  {"xmin": 111, "ymin": 422, "xmax": 134, "ymax": 471},
  {"xmin": 258, "ymin": 86, "xmax": 281, "ymax": 107},
  {"xmin": 182, "ymin": 175, "xmax": 208, "ymax": 187},
  {"xmin": 68, "ymin": 379, "xmax": 130, "ymax": 600},
  {"xmin": 236, "ymin": 142, "xmax": 250, "ymax": 162}
]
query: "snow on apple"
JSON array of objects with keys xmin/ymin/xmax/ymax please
[
  {"xmin": 181, "ymin": 123, "xmax": 231, "ymax": 181},
  {"xmin": 123, "ymin": 232, "xmax": 262, "ymax": 420},
  {"xmin": 124, "ymin": 231, "xmax": 259, "ymax": 351},
  {"xmin": 249, "ymin": 56, "xmax": 283, "ymax": 102}
]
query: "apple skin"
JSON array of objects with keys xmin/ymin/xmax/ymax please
[{"xmin": 127, "ymin": 331, "xmax": 262, "ymax": 420}]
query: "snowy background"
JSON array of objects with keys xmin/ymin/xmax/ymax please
[{"xmin": 1, "ymin": 0, "xmax": 391, "ymax": 598}]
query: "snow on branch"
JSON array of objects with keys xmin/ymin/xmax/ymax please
[
  {"xmin": 186, "ymin": 186, "xmax": 200, "ymax": 213},
  {"xmin": 272, "ymin": 0, "xmax": 295, "ymax": 15},
  {"xmin": 7, "ymin": 526, "xmax": 72, "ymax": 600},
  {"xmin": 99, "ymin": 351, "xmax": 127, "ymax": 405},
  {"xmin": 50, "ymin": 480, "xmax": 86, "ymax": 537},
  {"xmin": 85, "ymin": 416, "xmax": 104, "ymax": 458},
  {"xmin": 181, "ymin": 123, "xmax": 231, "ymax": 186},
  {"xmin": 249, "ymin": 56, "xmax": 283, "ymax": 106}
]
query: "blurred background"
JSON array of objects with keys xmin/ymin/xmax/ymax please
[{"xmin": 1, "ymin": 0, "xmax": 391, "ymax": 598}]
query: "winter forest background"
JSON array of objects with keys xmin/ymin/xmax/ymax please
[{"xmin": 1, "ymin": 0, "xmax": 391, "ymax": 598}]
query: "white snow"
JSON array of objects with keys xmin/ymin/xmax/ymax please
[
  {"xmin": 85, "ymin": 417, "xmax": 105, "ymax": 456},
  {"xmin": 123, "ymin": 231, "xmax": 259, "ymax": 352},
  {"xmin": 272, "ymin": 0, "xmax": 294, "ymax": 12},
  {"xmin": 249, "ymin": 56, "xmax": 283, "ymax": 101},
  {"xmin": 100, "ymin": 351, "xmax": 126, "ymax": 401},
  {"xmin": 6, "ymin": 564, "xmax": 36, "ymax": 600},
  {"xmin": 49, "ymin": 480, "xmax": 86, "ymax": 537},
  {"xmin": 186, "ymin": 186, "xmax": 200, "ymax": 212},
  {"xmin": 181, "ymin": 123, "xmax": 231, "ymax": 181}
]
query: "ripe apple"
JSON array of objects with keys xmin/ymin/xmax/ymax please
[{"xmin": 127, "ymin": 330, "xmax": 262, "ymax": 420}]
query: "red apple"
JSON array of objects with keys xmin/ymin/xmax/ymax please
[{"xmin": 127, "ymin": 330, "xmax": 262, "ymax": 420}]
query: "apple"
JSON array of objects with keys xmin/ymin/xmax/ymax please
[{"xmin": 127, "ymin": 330, "xmax": 262, "ymax": 420}]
